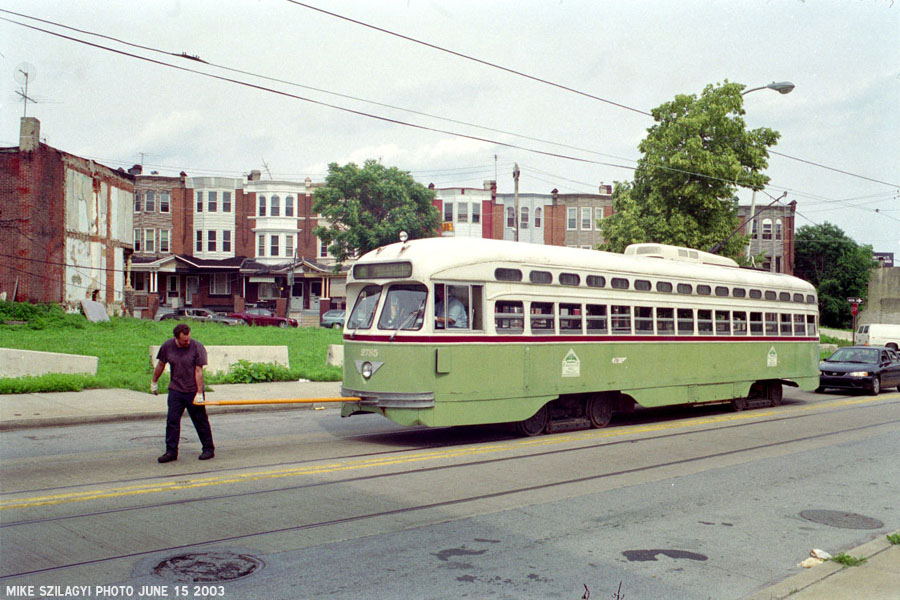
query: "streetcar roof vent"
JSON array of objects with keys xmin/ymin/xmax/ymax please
[{"xmin": 624, "ymin": 243, "xmax": 738, "ymax": 267}]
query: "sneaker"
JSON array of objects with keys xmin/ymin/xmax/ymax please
[
  {"xmin": 198, "ymin": 450, "xmax": 215, "ymax": 460},
  {"xmin": 157, "ymin": 452, "xmax": 177, "ymax": 463}
]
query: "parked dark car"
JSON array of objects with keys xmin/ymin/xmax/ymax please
[
  {"xmin": 228, "ymin": 307, "xmax": 298, "ymax": 328},
  {"xmin": 817, "ymin": 346, "xmax": 900, "ymax": 395},
  {"xmin": 159, "ymin": 307, "xmax": 246, "ymax": 326},
  {"xmin": 319, "ymin": 309, "xmax": 345, "ymax": 329}
]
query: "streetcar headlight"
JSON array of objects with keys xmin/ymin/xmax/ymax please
[
  {"xmin": 847, "ymin": 371, "xmax": 869, "ymax": 377},
  {"xmin": 361, "ymin": 361, "xmax": 374, "ymax": 379}
]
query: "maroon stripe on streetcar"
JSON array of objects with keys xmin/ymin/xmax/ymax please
[{"xmin": 344, "ymin": 334, "xmax": 820, "ymax": 344}]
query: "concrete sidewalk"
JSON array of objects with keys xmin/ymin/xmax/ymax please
[
  {"xmin": 0, "ymin": 380, "xmax": 342, "ymax": 430},
  {"xmin": 0, "ymin": 382, "xmax": 896, "ymax": 599}
]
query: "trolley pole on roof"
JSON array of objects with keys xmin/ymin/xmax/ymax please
[{"xmin": 513, "ymin": 163, "xmax": 520, "ymax": 242}]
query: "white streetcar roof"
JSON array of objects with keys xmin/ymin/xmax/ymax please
[{"xmin": 351, "ymin": 237, "xmax": 815, "ymax": 294}]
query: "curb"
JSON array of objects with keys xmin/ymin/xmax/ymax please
[
  {"xmin": 0, "ymin": 402, "xmax": 339, "ymax": 431},
  {"xmin": 744, "ymin": 529, "xmax": 899, "ymax": 600}
]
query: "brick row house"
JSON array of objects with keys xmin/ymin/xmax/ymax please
[
  {"xmin": 432, "ymin": 181, "xmax": 615, "ymax": 248},
  {"xmin": 130, "ymin": 169, "xmax": 347, "ymax": 322},
  {"xmin": 0, "ymin": 118, "xmax": 134, "ymax": 314}
]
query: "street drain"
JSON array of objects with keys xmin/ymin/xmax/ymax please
[
  {"xmin": 799, "ymin": 510, "xmax": 883, "ymax": 530},
  {"xmin": 153, "ymin": 551, "xmax": 263, "ymax": 583}
]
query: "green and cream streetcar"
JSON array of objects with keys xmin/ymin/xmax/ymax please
[{"xmin": 340, "ymin": 237, "xmax": 819, "ymax": 435}]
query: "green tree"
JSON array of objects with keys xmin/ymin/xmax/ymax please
[
  {"xmin": 313, "ymin": 160, "xmax": 441, "ymax": 263},
  {"xmin": 600, "ymin": 81, "xmax": 780, "ymax": 259},
  {"xmin": 794, "ymin": 222, "xmax": 877, "ymax": 328}
]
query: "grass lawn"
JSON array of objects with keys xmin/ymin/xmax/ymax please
[{"xmin": 0, "ymin": 302, "xmax": 342, "ymax": 394}]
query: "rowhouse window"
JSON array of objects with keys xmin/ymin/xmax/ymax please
[
  {"xmin": 223, "ymin": 230, "xmax": 232, "ymax": 253},
  {"xmin": 223, "ymin": 191, "xmax": 232, "ymax": 213},
  {"xmin": 581, "ymin": 207, "xmax": 592, "ymax": 230},
  {"xmin": 458, "ymin": 202, "xmax": 468, "ymax": 223},
  {"xmin": 567, "ymin": 207, "xmax": 577, "ymax": 230},
  {"xmin": 285, "ymin": 195, "xmax": 294, "ymax": 217},
  {"xmin": 208, "ymin": 191, "xmax": 217, "ymax": 213},
  {"xmin": 271, "ymin": 195, "xmax": 280, "ymax": 217},
  {"xmin": 211, "ymin": 273, "xmax": 231, "ymax": 295},
  {"xmin": 258, "ymin": 196, "xmax": 266, "ymax": 217},
  {"xmin": 134, "ymin": 229, "xmax": 142, "ymax": 252},
  {"xmin": 160, "ymin": 191, "xmax": 170, "ymax": 213},
  {"xmin": 144, "ymin": 229, "xmax": 155, "ymax": 253},
  {"xmin": 472, "ymin": 202, "xmax": 481, "ymax": 224},
  {"xmin": 520, "ymin": 207, "xmax": 529, "ymax": 229},
  {"xmin": 196, "ymin": 230, "xmax": 203, "ymax": 252},
  {"xmin": 134, "ymin": 194, "xmax": 141, "ymax": 213},
  {"xmin": 159, "ymin": 230, "xmax": 170, "ymax": 253},
  {"xmin": 145, "ymin": 191, "xmax": 156, "ymax": 212},
  {"xmin": 534, "ymin": 207, "xmax": 541, "ymax": 228},
  {"xmin": 207, "ymin": 230, "xmax": 216, "ymax": 252},
  {"xmin": 196, "ymin": 191, "xmax": 203, "ymax": 213},
  {"xmin": 285, "ymin": 235, "xmax": 293, "ymax": 259},
  {"xmin": 258, "ymin": 234, "xmax": 265, "ymax": 257},
  {"xmin": 506, "ymin": 206, "xmax": 514, "ymax": 228},
  {"xmin": 270, "ymin": 235, "xmax": 279, "ymax": 257},
  {"xmin": 445, "ymin": 202, "xmax": 454, "ymax": 222}
]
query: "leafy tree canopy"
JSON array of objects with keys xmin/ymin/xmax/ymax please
[
  {"xmin": 313, "ymin": 160, "xmax": 441, "ymax": 263},
  {"xmin": 794, "ymin": 222, "xmax": 877, "ymax": 328},
  {"xmin": 600, "ymin": 81, "xmax": 780, "ymax": 259}
]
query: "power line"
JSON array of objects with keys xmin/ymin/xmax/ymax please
[
  {"xmin": 285, "ymin": 2, "xmax": 896, "ymax": 189},
  {"xmin": 284, "ymin": 0, "xmax": 652, "ymax": 117}
]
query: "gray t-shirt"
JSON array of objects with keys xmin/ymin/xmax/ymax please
[{"xmin": 157, "ymin": 338, "xmax": 207, "ymax": 393}]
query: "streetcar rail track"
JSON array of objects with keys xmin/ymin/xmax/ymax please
[{"xmin": 2, "ymin": 415, "xmax": 897, "ymax": 581}]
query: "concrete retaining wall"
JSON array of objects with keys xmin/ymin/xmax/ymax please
[
  {"xmin": 0, "ymin": 348, "xmax": 99, "ymax": 378},
  {"xmin": 149, "ymin": 345, "xmax": 289, "ymax": 375}
]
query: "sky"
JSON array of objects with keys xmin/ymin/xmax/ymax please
[{"xmin": 1, "ymin": 0, "xmax": 898, "ymax": 254}]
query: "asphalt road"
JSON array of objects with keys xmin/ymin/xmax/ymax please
[{"xmin": 1, "ymin": 388, "xmax": 898, "ymax": 600}]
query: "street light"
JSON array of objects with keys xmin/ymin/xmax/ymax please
[
  {"xmin": 742, "ymin": 81, "xmax": 794, "ymax": 268},
  {"xmin": 742, "ymin": 81, "xmax": 795, "ymax": 96}
]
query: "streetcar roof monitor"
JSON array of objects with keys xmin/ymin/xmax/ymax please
[{"xmin": 624, "ymin": 243, "xmax": 738, "ymax": 268}]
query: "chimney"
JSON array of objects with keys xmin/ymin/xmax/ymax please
[
  {"xmin": 248, "ymin": 170, "xmax": 261, "ymax": 181},
  {"xmin": 483, "ymin": 179, "xmax": 496, "ymax": 191},
  {"xmin": 19, "ymin": 117, "xmax": 40, "ymax": 152},
  {"xmin": 128, "ymin": 164, "xmax": 143, "ymax": 176}
]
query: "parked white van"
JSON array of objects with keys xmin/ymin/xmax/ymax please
[{"xmin": 855, "ymin": 323, "xmax": 900, "ymax": 349}]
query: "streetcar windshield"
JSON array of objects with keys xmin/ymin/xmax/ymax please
[
  {"xmin": 347, "ymin": 285, "xmax": 382, "ymax": 329},
  {"xmin": 378, "ymin": 284, "xmax": 427, "ymax": 330}
]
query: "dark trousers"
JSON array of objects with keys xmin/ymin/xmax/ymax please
[{"xmin": 165, "ymin": 389, "xmax": 214, "ymax": 454}]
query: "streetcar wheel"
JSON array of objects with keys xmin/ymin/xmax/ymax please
[
  {"xmin": 587, "ymin": 394, "xmax": 613, "ymax": 428},
  {"xmin": 767, "ymin": 382, "xmax": 783, "ymax": 406},
  {"xmin": 731, "ymin": 397, "xmax": 747, "ymax": 412},
  {"xmin": 515, "ymin": 405, "xmax": 548, "ymax": 437},
  {"xmin": 868, "ymin": 377, "xmax": 880, "ymax": 396}
]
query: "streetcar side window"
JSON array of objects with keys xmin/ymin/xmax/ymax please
[
  {"xmin": 635, "ymin": 306, "xmax": 654, "ymax": 333},
  {"xmin": 715, "ymin": 310, "xmax": 731, "ymax": 335},
  {"xmin": 780, "ymin": 313, "xmax": 793, "ymax": 336},
  {"xmin": 749, "ymin": 289, "xmax": 762, "ymax": 299},
  {"xmin": 733, "ymin": 311, "xmax": 748, "ymax": 335},
  {"xmin": 586, "ymin": 304, "xmax": 608, "ymax": 334},
  {"xmin": 765, "ymin": 312, "xmax": 778, "ymax": 335},
  {"xmin": 765, "ymin": 291, "xmax": 777, "ymax": 300},
  {"xmin": 635, "ymin": 280, "xmax": 652, "ymax": 291},
  {"xmin": 656, "ymin": 281, "xmax": 673, "ymax": 293},
  {"xmin": 611, "ymin": 305, "xmax": 631, "ymax": 334},
  {"xmin": 697, "ymin": 309, "xmax": 713, "ymax": 334},
  {"xmin": 677, "ymin": 283, "xmax": 693, "ymax": 295},
  {"xmin": 586, "ymin": 275, "xmax": 606, "ymax": 288},
  {"xmin": 611, "ymin": 278, "xmax": 629, "ymax": 290},
  {"xmin": 697, "ymin": 285, "xmax": 711, "ymax": 296},
  {"xmin": 471, "ymin": 285, "xmax": 484, "ymax": 331},
  {"xmin": 750, "ymin": 312, "xmax": 764, "ymax": 335},
  {"xmin": 559, "ymin": 273, "xmax": 580, "ymax": 286},
  {"xmin": 733, "ymin": 288, "xmax": 746, "ymax": 298},
  {"xmin": 807, "ymin": 314, "xmax": 817, "ymax": 336},
  {"xmin": 656, "ymin": 307, "xmax": 675, "ymax": 334},
  {"xmin": 677, "ymin": 308, "xmax": 694, "ymax": 335},
  {"xmin": 559, "ymin": 303, "xmax": 583, "ymax": 333},
  {"xmin": 347, "ymin": 285, "xmax": 382, "ymax": 330},
  {"xmin": 494, "ymin": 300, "xmax": 524, "ymax": 333},
  {"xmin": 377, "ymin": 284, "xmax": 427, "ymax": 331},
  {"xmin": 530, "ymin": 302, "xmax": 556, "ymax": 333},
  {"xmin": 793, "ymin": 314, "xmax": 805, "ymax": 336},
  {"xmin": 434, "ymin": 283, "xmax": 471, "ymax": 330}
]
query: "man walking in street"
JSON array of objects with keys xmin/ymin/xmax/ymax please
[{"xmin": 151, "ymin": 323, "xmax": 215, "ymax": 463}]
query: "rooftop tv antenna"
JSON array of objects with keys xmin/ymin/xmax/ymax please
[
  {"xmin": 262, "ymin": 158, "xmax": 273, "ymax": 179},
  {"xmin": 14, "ymin": 62, "xmax": 37, "ymax": 117}
]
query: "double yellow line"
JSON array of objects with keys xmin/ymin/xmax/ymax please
[{"xmin": 3, "ymin": 394, "xmax": 896, "ymax": 511}]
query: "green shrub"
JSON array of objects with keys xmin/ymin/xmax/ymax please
[{"xmin": 221, "ymin": 360, "xmax": 293, "ymax": 384}]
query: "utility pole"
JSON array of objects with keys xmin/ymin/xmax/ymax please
[{"xmin": 513, "ymin": 163, "xmax": 520, "ymax": 242}]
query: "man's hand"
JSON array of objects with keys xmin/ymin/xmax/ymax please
[{"xmin": 150, "ymin": 381, "xmax": 158, "ymax": 395}]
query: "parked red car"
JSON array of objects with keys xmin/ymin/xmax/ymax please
[{"xmin": 228, "ymin": 307, "xmax": 298, "ymax": 328}]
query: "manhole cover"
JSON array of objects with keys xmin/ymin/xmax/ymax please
[
  {"xmin": 800, "ymin": 510, "xmax": 883, "ymax": 530},
  {"xmin": 153, "ymin": 552, "xmax": 263, "ymax": 582}
]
